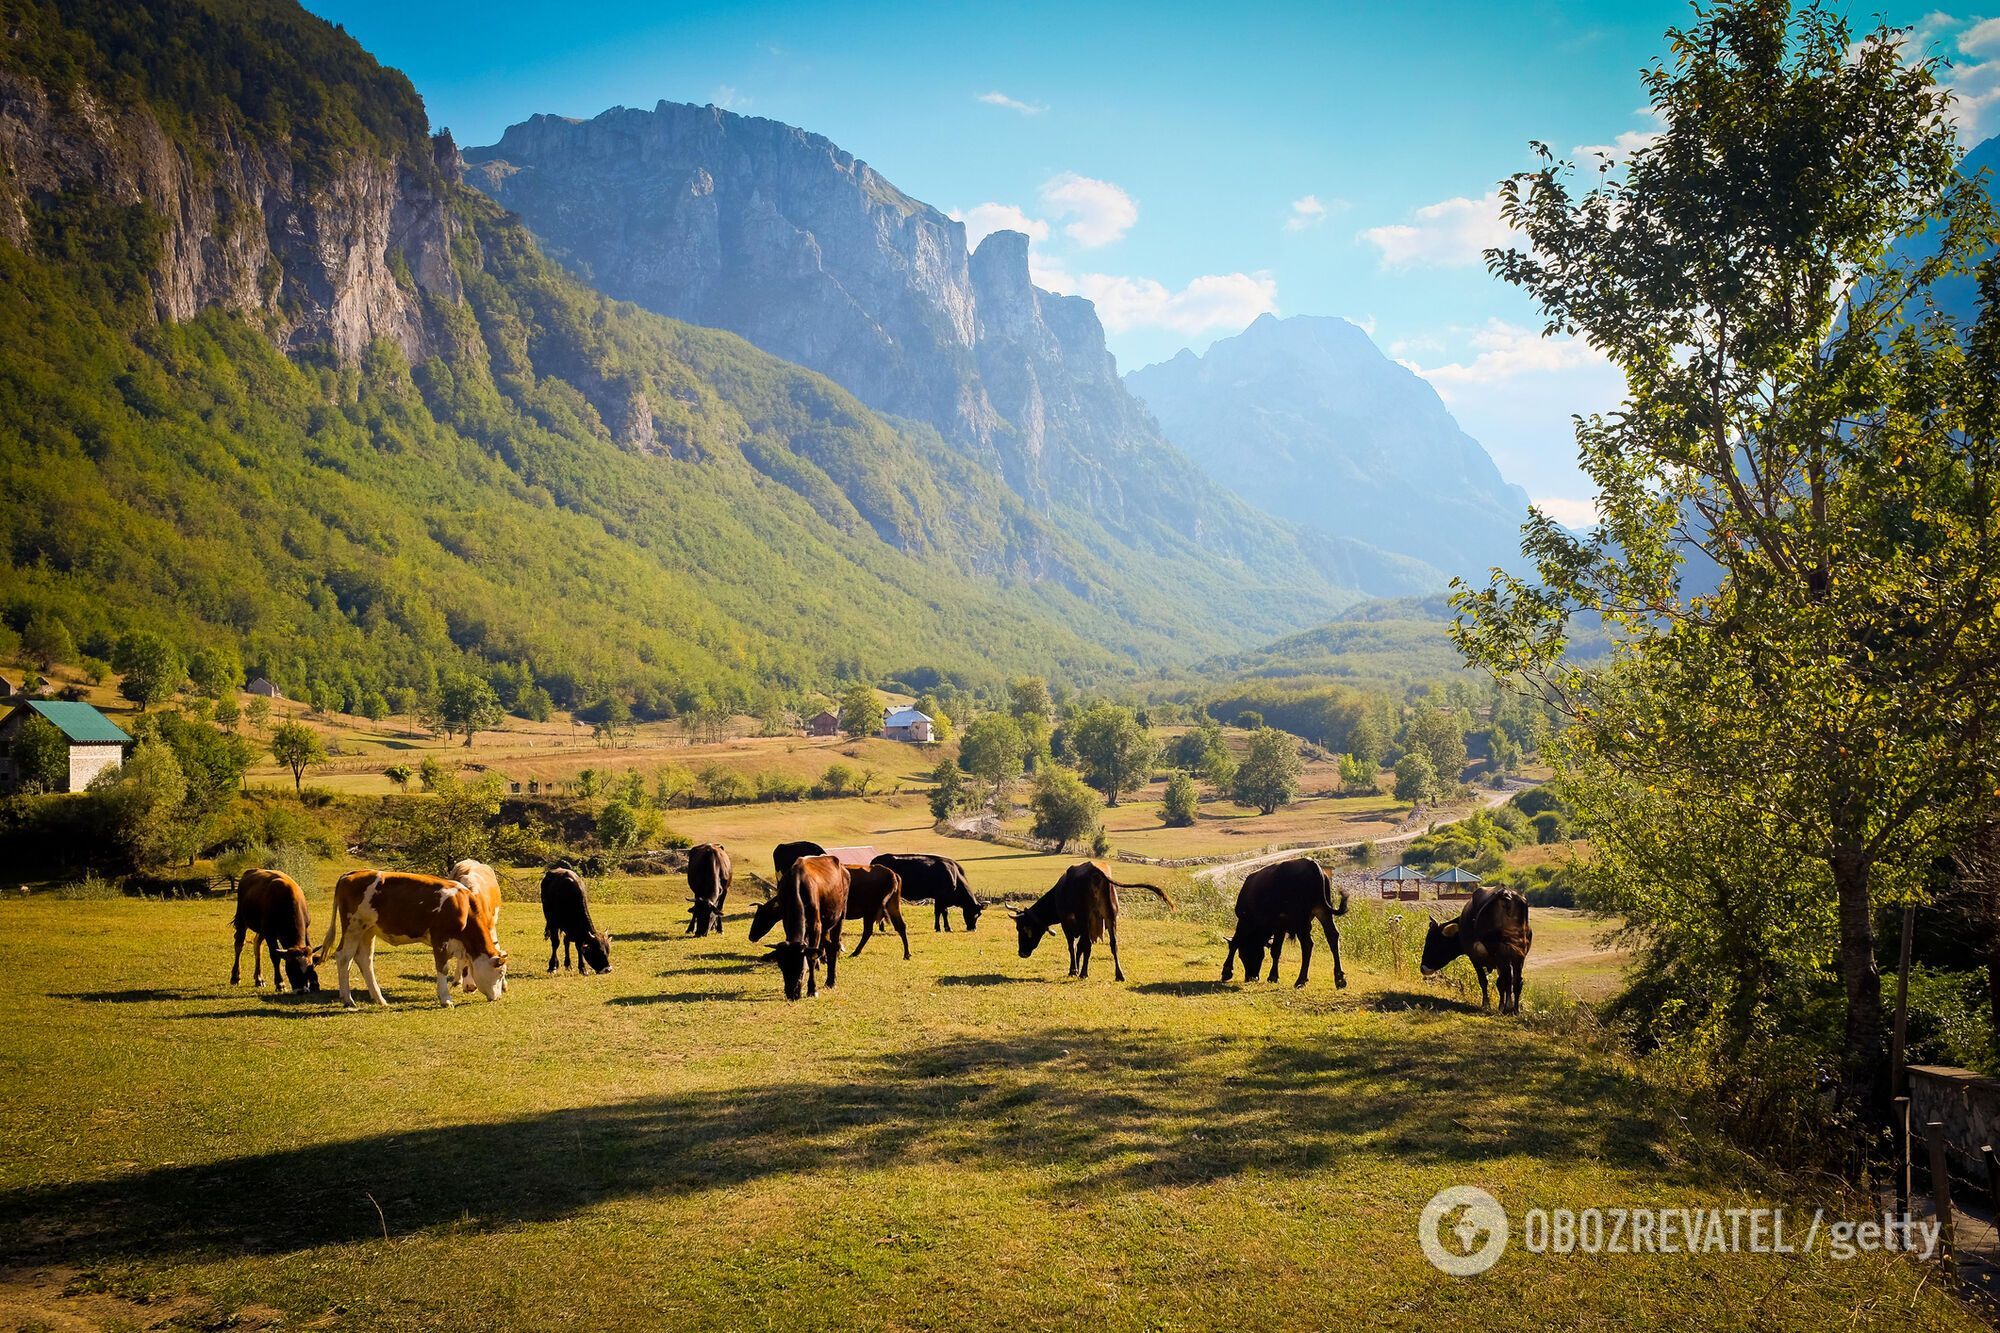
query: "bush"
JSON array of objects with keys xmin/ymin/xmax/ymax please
[
  {"xmin": 1233, "ymin": 727, "xmax": 1302, "ymax": 815},
  {"xmin": 1029, "ymin": 765, "xmax": 1101, "ymax": 851},
  {"xmin": 758, "ymin": 772, "xmax": 810, "ymax": 802},
  {"xmin": 1161, "ymin": 771, "xmax": 1199, "ymax": 827}
]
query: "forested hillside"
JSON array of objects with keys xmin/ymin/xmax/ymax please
[{"xmin": 0, "ymin": 0, "xmax": 1368, "ymax": 715}]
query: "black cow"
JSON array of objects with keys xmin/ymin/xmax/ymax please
[
  {"xmin": 686, "ymin": 843, "xmax": 732, "ymax": 936},
  {"xmin": 541, "ymin": 864, "xmax": 612, "ymax": 974},
  {"xmin": 231, "ymin": 868, "xmax": 320, "ymax": 993},
  {"xmin": 1011, "ymin": 862, "xmax": 1173, "ymax": 982},
  {"xmin": 773, "ymin": 840, "xmax": 825, "ymax": 878},
  {"xmin": 1421, "ymin": 886, "xmax": 1533, "ymax": 1014},
  {"xmin": 872, "ymin": 853, "xmax": 983, "ymax": 931},
  {"xmin": 1222, "ymin": 857, "xmax": 1348, "ymax": 988}
]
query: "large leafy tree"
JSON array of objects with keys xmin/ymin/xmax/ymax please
[
  {"xmin": 837, "ymin": 684, "xmax": 884, "ymax": 740},
  {"xmin": 1233, "ymin": 727, "xmax": 1304, "ymax": 815},
  {"xmin": 1453, "ymin": 0, "xmax": 2000, "ymax": 1121},
  {"xmin": 113, "ymin": 630, "xmax": 183, "ymax": 712},
  {"xmin": 439, "ymin": 673, "xmax": 505, "ymax": 748},
  {"xmin": 1068, "ymin": 704, "xmax": 1157, "ymax": 807}
]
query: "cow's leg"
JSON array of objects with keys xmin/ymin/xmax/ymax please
[
  {"xmin": 1267, "ymin": 933, "xmax": 1284, "ymax": 982},
  {"xmin": 1222, "ymin": 940, "xmax": 1237, "ymax": 982},
  {"xmin": 231, "ymin": 926, "xmax": 246, "ymax": 985},
  {"xmin": 357, "ymin": 939, "xmax": 389, "ymax": 1007},
  {"xmin": 433, "ymin": 944, "xmax": 456, "ymax": 1008},
  {"xmin": 824, "ymin": 929, "xmax": 841, "ymax": 990},
  {"xmin": 850, "ymin": 913, "xmax": 876, "ymax": 957},
  {"xmin": 1325, "ymin": 917, "xmax": 1347, "ymax": 990},
  {"xmin": 1107, "ymin": 916, "xmax": 1125, "ymax": 983},
  {"xmin": 1475, "ymin": 964, "xmax": 1491, "ymax": 1010},
  {"xmin": 937, "ymin": 902, "xmax": 950, "ymax": 932},
  {"xmin": 1065, "ymin": 931, "xmax": 1080, "ymax": 977},
  {"xmin": 547, "ymin": 931, "xmax": 559, "ymax": 972},
  {"xmin": 336, "ymin": 943, "xmax": 356, "ymax": 1009},
  {"xmin": 268, "ymin": 937, "xmax": 287, "ymax": 992},
  {"xmin": 1507, "ymin": 959, "xmax": 1524, "ymax": 1014},
  {"xmin": 1294, "ymin": 930, "xmax": 1314, "ymax": 988},
  {"xmin": 715, "ymin": 889, "xmax": 727, "ymax": 935},
  {"xmin": 889, "ymin": 901, "xmax": 911, "ymax": 960}
]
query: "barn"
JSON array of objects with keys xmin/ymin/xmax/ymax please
[
  {"xmin": 879, "ymin": 706, "xmax": 934, "ymax": 744},
  {"xmin": 245, "ymin": 677, "xmax": 284, "ymax": 699},
  {"xmin": 0, "ymin": 700, "xmax": 133, "ymax": 792},
  {"xmin": 805, "ymin": 709, "xmax": 839, "ymax": 737}
]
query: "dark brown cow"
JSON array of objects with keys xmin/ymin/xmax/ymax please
[
  {"xmin": 753, "ymin": 863, "xmax": 910, "ymax": 959},
  {"xmin": 231, "ymin": 868, "xmax": 320, "ymax": 993},
  {"xmin": 319, "ymin": 870, "xmax": 508, "ymax": 1008},
  {"xmin": 1222, "ymin": 857, "xmax": 1349, "ymax": 989},
  {"xmin": 1011, "ymin": 862, "xmax": 1173, "ymax": 982},
  {"xmin": 761, "ymin": 854, "xmax": 849, "ymax": 1000},
  {"xmin": 541, "ymin": 863, "xmax": 612, "ymax": 974},
  {"xmin": 1421, "ymin": 886, "xmax": 1533, "ymax": 1014},
  {"xmin": 772, "ymin": 840, "xmax": 825, "ymax": 878},
  {"xmin": 686, "ymin": 843, "xmax": 733, "ymax": 936},
  {"xmin": 871, "ymin": 852, "xmax": 982, "ymax": 931}
]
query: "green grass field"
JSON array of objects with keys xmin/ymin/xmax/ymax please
[{"xmin": 0, "ymin": 887, "xmax": 1968, "ymax": 1330}]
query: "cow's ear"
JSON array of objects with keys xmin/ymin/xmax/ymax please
[{"xmin": 1440, "ymin": 921, "xmax": 1459, "ymax": 938}]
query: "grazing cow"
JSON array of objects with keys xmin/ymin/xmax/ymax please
[
  {"xmin": 319, "ymin": 870, "xmax": 508, "ymax": 1008},
  {"xmin": 760, "ymin": 854, "xmax": 850, "ymax": 1000},
  {"xmin": 872, "ymin": 852, "xmax": 982, "ymax": 931},
  {"xmin": 231, "ymin": 868, "xmax": 320, "ymax": 993},
  {"xmin": 1421, "ymin": 886, "xmax": 1533, "ymax": 1014},
  {"xmin": 747, "ymin": 863, "xmax": 909, "ymax": 959},
  {"xmin": 686, "ymin": 843, "xmax": 733, "ymax": 936},
  {"xmin": 540, "ymin": 863, "xmax": 612, "ymax": 974},
  {"xmin": 1222, "ymin": 857, "xmax": 1349, "ymax": 989},
  {"xmin": 449, "ymin": 858, "xmax": 502, "ymax": 990},
  {"xmin": 1011, "ymin": 862, "xmax": 1173, "ymax": 982},
  {"xmin": 773, "ymin": 840, "xmax": 825, "ymax": 878}
]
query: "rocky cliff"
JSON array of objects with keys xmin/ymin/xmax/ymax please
[{"xmin": 1126, "ymin": 314, "xmax": 1530, "ymax": 579}]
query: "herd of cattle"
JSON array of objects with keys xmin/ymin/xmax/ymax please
[{"xmin": 228, "ymin": 841, "xmax": 1534, "ymax": 1012}]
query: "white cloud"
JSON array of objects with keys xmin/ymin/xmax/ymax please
[
  {"xmin": 1533, "ymin": 496, "xmax": 1601, "ymax": 529},
  {"xmin": 1418, "ymin": 319, "xmax": 1610, "ymax": 389},
  {"xmin": 1574, "ymin": 107, "xmax": 1668, "ymax": 161},
  {"xmin": 1360, "ymin": 191, "xmax": 1512, "ymax": 269},
  {"xmin": 1871, "ymin": 13, "xmax": 2000, "ymax": 141},
  {"xmin": 1036, "ymin": 266, "xmax": 1276, "ymax": 335},
  {"xmin": 1285, "ymin": 195, "xmax": 1330, "ymax": 231},
  {"xmin": 711, "ymin": 85, "xmax": 751, "ymax": 111},
  {"xmin": 1965, "ymin": 17, "xmax": 2000, "ymax": 57},
  {"xmin": 950, "ymin": 202, "xmax": 1050, "ymax": 250},
  {"xmin": 1039, "ymin": 172, "xmax": 1138, "ymax": 247},
  {"xmin": 977, "ymin": 90, "xmax": 1047, "ymax": 115}
]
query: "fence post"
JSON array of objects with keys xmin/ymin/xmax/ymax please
[
  {"xmin": 1894, "ymin": 1096, "xmax": 1910, "ymax": 1228},
  {"xmin": 1926, "ymin": 1121, "xmax": 1955, "ymax": 1272},
  {"xmin": 1983, "ymin": 1144, "xmax": 2000, "ymax": 1212}
]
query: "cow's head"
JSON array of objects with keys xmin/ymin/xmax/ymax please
[
  {"xmin": 1010, "ymin": 908, "xmax": 1048, "ymax": 958},
  {"xmin": 1229, "ymin": 928, "xmax": 1268, "ymax": 981},
  {"xmin": 281, "ymin": 945, "xmax": 320, "ymax": 993},
  {"xmin": 578, "ymin": 930, "xmax": 613, "ymax": 975},
  {"xmin": 1419, "ymin": 918, "xmax": 1461, "ymax": 977},
  {"xmin": 961, "ymin": 899, "xmax": 984, "ymax": 932},
  {"xmin": 766, "ymin": 941, "xmax": 809, "ymax": 1000},
  {"xmin": 468, "ymin": 949, "xmax": 508, "ymax": 1000},
  {"xmin": 747, "ymin": 897, "xmax": 783, "ymax": 943}
]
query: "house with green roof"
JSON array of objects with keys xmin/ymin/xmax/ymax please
[{"xmin": 0, "ymin": 700, "xmax": 133, "ymax": 792}]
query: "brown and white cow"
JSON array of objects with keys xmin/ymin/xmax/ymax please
[
  {"xmin": 449, "ymin": 858, "xmax": 503, "ymax": 991},
  {"xmin": 319, "ymin": 870, "xmax": 508, "ymax": 1008},
  {"xmin": 231, "ymin": 868, "xmax": 320, "ymax": 993}
]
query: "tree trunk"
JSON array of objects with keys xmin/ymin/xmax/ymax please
[{"xmin": 1833, "ymin": 845, "xmax": 1887, "ymax": 1126}]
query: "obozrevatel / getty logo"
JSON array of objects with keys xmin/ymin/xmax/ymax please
[{"xmin": 1419, "ymin": 1185, "xmax": 1510, "ymax": 1276}]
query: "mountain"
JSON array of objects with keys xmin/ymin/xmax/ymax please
[
  {"xmin": 460, "ymin": 104, "xmax": 1437, "ymax": 596},
  {"xmin": 1884, "ymin": 132, "xmax": 2000, "ymax": 329},
  {"xmin": 0, "ymin": 0, "xmax": 1399, "ymax": 713},
  {"xmin": 1125, "ymin": 314, "xmax": 1530, "ymax": 579}
]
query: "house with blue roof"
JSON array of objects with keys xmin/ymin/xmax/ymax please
[{"xmin": 0, "ymin": 700, "xmax": 133, "ymax": 792}]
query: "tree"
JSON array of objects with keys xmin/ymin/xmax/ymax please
[
  {"xmin": 185, "ymin": 645, "xmax": 242, "ymax": 700},
  {"xmin": 928, "ymin": 755, "xmax": 966, "ymax": 820},
  {"xmin": 245, "ymin": 695, "xmax": 273, "ymax": 730},
  {"xmin": 1008, "ymin": 676, "xmax": 1054, "ymax": 723},
  {"xmin": 213, "ymin": 695, "xmax": 240, "ymax": 731},
  {"xmin": 137, "ymin": 711, "xmax": 250, "ymax": 821},
  {"xmin": 385, "ymin": 764, "xmax": 413, "ymax": 788},
  {"xmin": 1450, "ymin": 1, "xmax": 2000, "ymax": 1120},
  {"xmin": 10, "ymin": 714, "xmax": 68, "ymax": 792},
  {"xmin": 1162, "ymin": 771, "xmax": 1200, "ymax": 827},
  {"xmin": 1404, "ymin": 705, "xmax": 1468, "ymax": 794},
  {"xmin": 1337, "ymin": 752, "xmax": 1377, "ymax": 792},
  {"xmin": 1233, "ymin": 727, "xmax": 1303, "ymax": 815},
  {"xmin": 958, "ymin": 713, "xmax": 1025, "ymax": 800},
  {"xmin": 598, "ymin": 798, "xmax": 655, "ymax": 851},
  {"xmin": 1347, "ymin": 715, "xmax": 1385, "ymax": 771},
  {"xmin": 369, "ymin": 768, "xmax": 503, "ymax": 873},
  {"xmin": 1068, "ymin": 704, "xmax": 1157, "ymax": 807},
  {"xmin": 1029, "ymin": 764, "xmax": 1102, "ymax": 852},
  {"xmin": 1167, "ymin": 719, "xmax": 1236, "ymax": 788},
  {"xmin": 1234, "ymin": 710, "xmax": 1263, "ymax": 731},
  {"xmin": 113, "ymin": 631, "xmax": 183, "ymax": 712},
  {"xmin": 838, "ymin": 684, "xmax": 884, "ymax": 739},
  {"xmin": 91, "ymin": 740, "xmax": 190, "ymax": 867},
  {"xmin": 439, "ymin": 673, "xmax": 504, "ymax": 747},
  {"xmin": 1393, "ymin": 752, "xmax": 1436, "ymax": 804},
  {"xmin": 269, "ymin": 722, "xmax": 327, "ymax": 794},
  {"xmin": 23, "ymin": 613, "xmax": 75, "ymax": 671}
]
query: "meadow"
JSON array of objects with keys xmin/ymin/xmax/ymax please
[{"xmin": 0, "ymin": 877, "xmax": 1967, "ymax": 1331}]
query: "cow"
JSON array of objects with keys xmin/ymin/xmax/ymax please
[
  {"xmin": 773, "ymin": 840, "xmax": 825, "ymax": 878},
  {"xmin": 759, "ymin": 854, "xmax": 849, "ymax": 1000},
  {"xmin": 1420, "ymin": 886, "xmax": 1533, "ymax": 1014},
  {"xmin": 747, "ymin": 863, "xmax": 909, "ymax": 959},
  {"xmin": 540, "ymin": 863, "xmax": 612, "ymax": 974},
  {"xmin": 319, "ymin": 870, "xmax": 508, "ymax": 1008},
  {"xmin": 1010, "ymin": 862, "xmax": 1173, "ymax": 982},
  {"xmin": 449, "ymin": 858, "xmax": 503, "ymax": 990},
  {"xmin": 686, "ymin": 843, "xmax": 733, "ymax": 936},
  {"xmin": 230, "ymin": 868, "xmax": 320, "ymax": 993},
  {"xmin": 871, "ymin": 852, "xmax": 983, "ymax": 931},
  {"xmin": 1222, "ymin": 857, "xmax": 1349, "ymax": 989}
]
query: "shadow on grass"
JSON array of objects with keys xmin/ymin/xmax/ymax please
[
  {"xmin": 1130, "ymin": 980, "xmax": 1233, "ymax": 996},
  {"xmin": 934, "ymin": 973, "xmax": 1033, "ymax": 987},
  {"xmin": 54, "ymin": 988, "xmax": 211, "ymax": 1004},
  {"xmin": 607, "ymin": 991, "xmax": 755, "ymax": 1006},
  {"xmin": 1366, "ymin": 988, "xmax": 1486, "ymax": 1015},
  {"xmin": 0, "ymin": 1024, "xmax": 1685, "ymax": 1270}
]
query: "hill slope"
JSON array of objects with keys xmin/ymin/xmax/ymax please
[{"xmin": 0, "ymin": 0, "xmax": 1377, "ymax": 710}]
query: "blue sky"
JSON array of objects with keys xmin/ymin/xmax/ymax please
[{"xmin": 305, "ymin": 1, "xmax": 2000, "ymax": 521}]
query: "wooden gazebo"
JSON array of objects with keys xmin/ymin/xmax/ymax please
[
  {"xmin": 1377, "ymin": 864, "xmax": 1425, "ymax": 901},
  {"xmin": 1431, "ymin": 866, "xmax": 1482, "ymax": 900}
]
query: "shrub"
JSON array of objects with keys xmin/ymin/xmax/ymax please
[
  {"xmin": 1161, "ymin": 771, "xmax": 1199, "ymax": 827},
  {"xmin": 1029, "ymin": 765, "xmax": 1101, "ymax": 851}
]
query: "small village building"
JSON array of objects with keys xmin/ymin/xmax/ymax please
[
  {"xmin": 1430, "ymin": 866, "xmax": 1482, "ymax": 900},
  {"xmin": 879, "ymin": 706, "xmax": 934, "ymax": 744},
  {"xmin": 245, "ymin": 677, "xmax": 284, "ymax": 699},
  {"xmin": 805, "ymin": 709, "xmax": 840, "ymax": 736},
  {"xmin": 822, "ymin": 845, "xmax": 877, "ymax": 868},
  {"xmin": 0, "ymin": 700, "xmax": 133, "ymax": 792}
]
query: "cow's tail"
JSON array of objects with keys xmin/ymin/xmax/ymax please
[
  {"xmin": 1321, "ymin": 865, "xmax": 1349, "ymax": 917},
  {"xmin": 1110, "ymin": 878, "xmax": 1175, "ymax": 911},
  {"xmin": 318, "ymin": 871, "xmax": 372, "ymax": 962}
]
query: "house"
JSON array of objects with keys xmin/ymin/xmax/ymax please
[
  {"xmin": 805, "ymin": 709, "xmax": 840, "ymax": 737},
  {"xmin": 245, "ymin": 677, "xmax": 284, "ymax": 699},
  {"xmin": 0, "ymin": 700, "xmax": 133, "ymax": 792},
  {"xmin": 879, "ymin": 707, "xmax": 934, "ymax": 744},
  {"xmin": 822, "ymin": 845, "xmax": 877, "ymax": 868}
]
